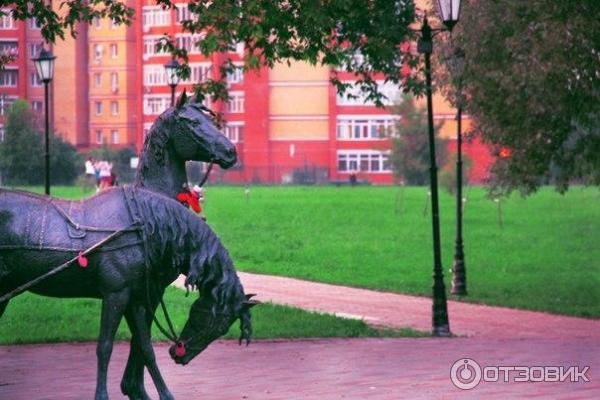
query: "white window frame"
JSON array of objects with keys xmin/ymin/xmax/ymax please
[
  {"xmin": 95, "ymin": 101, "xmax": 103, "ymax": 116},
  {"xmin": 95, "ymin": 130, "xmax": 103, "ymax": 144},
  {"xmin": 226, "ymin": 91, "xmax": 244, "ymax": 113},
  {"xmin": 223, "ymin": 122, "xmax": 244, "ymax": 143},
  {"xmin": 0, "ymin": 9, "xmax": 15, "ymax": 30},
  {"xmin": 336, "ymin": 81, "xmax": 401, "ymax": 106},
  {"xmin": 337, "ymin": 150, "xmax": 391, "ymax": 173},
  {"xmin": 143, "ymin": 94, "xmax": 170, "ymax": 115},
  {"xmin": 110, "ymin": 43, "xmax": 118, "ymax": 58},
  {"xmin": 29, "ymin": 72, "xmax": 42, "ymax": 87},
  {"xmin": 142, "ymin": 36, "xmax": 168, "ymax": 58},
  {"xmin": 111, "ymin": 129, "xmax": 120, "ymax": 144},
  {"xmin": 94, "ymin": 73, "xmax": 102, "ymax": 87},
  {"xmin": 226, "ymin": 64, "xmax": 244, "ymax": 86},
  {"xmin": 110, "ymin": 72, "xmax": 119, "ymax": 92},
  {"xmin": 0, "ymin": 95, "xmax": 15, "ymax": 115},
  {"xmin": 336, "ymin": 115, "xmax": 398, "ymax": 140},
  {"xmin": 0, "ymin": 69, "xmax": 17, "ymax": 87},
  {"xmin": 110, "ymin": 101, "xmax": 119, "ymax": 116},
  {"xmin": 28, "ymin": 42, "xmax": 41, "ymax": 58},
  {"xmin": 142, "ymin": 6, "xmax": 171, "ymax": 29}
]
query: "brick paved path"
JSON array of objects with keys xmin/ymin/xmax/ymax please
[
  {"xmin": 1, "ymin": 338, "xmax": 598, "ymax": 399},
  {"xmin": 2, "ymin": 273, "xmax": 598, "ymax": 399},
  {"xmin": 175, "ymin": 272, "xmax": 600, "ymax": 339}
]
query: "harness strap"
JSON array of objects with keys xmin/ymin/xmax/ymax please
[{"xmin": 0, "ymin": 225, "xmax": 137, "ymax": 304}]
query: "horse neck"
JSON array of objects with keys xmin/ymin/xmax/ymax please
[{"xmin": 135, "ymin": 139, "xmax": 187, "ymax": 199}]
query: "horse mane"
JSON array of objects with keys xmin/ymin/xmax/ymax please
[
  {"xmin": 136, "ymin": 113, "xmax": 172, "ymax": 181},
  {"xmin": 133, "ymin": 188, "xmax": 244, "ymax": 315}
]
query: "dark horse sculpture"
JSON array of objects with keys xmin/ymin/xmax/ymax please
[
  {"xmin": 135, "ymin": 92, "xmax": 237, "ymax": 199},
  {"xmin": 0, "ymin": 187, "xmax": 255, "ymax": 400}
]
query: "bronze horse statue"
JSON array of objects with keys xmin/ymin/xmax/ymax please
[
  {"xmin": 134, "ymin": 92, "xmax": 237, "ymax": 199},
  {"xmin": 0, "ymin": 186, "xmax": 255, "ymax": 400}
]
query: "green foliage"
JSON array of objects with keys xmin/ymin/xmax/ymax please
[
  {"xmin": 0, "ymin": 100, "xmax": 80, "ymax": 185},
  {"xmin": 390, "ymin": 96, "xmax": 448, "ymax": 185},
  {"xmin": 446, "ymin": 0, "xmax": 600, "ymax": 194},
  {"xmin": 0, "ymin": 287, "xmax": 422, "ymax": 344},
  {"xmin": 87, "ymin": 144, "xmax": 137, "ymax": 184},
  {"xmin": 439, "ymin": 153, "xmax": 473, "ymax": 194}
]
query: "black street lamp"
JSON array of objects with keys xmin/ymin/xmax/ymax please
[
  {"xmin": 414, "ymin": 0, "xmax": 462, "ymax": 337},
  {"xmin": 164, "ymin": 59, "xmax": 181, "ymax": 106},
  {"xmin": 448, "ymin": 47, "xmax": 467, "ymax": 296},
  {"xmin": 33, "ymin": 47, "xmax": 56, "ymax": 196}
]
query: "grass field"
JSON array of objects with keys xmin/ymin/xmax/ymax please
[
  {"xmin": 0, "ymin": 287, "xmax": 420, "ymax": 345},
  {"xmin": 10, "ymin": 185, "xmax": 600, "ymax": 318}
]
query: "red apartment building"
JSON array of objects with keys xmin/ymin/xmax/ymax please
[{"xmin": 0, "ymin": 2, "xmax": 492, "ymax": 185}]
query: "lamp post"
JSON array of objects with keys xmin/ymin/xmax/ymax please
[
  {"xmin": 448, "ymin": 47, "xmax": 467, "ymax": 295},
  {"xmin": 32, "ymin": 48, "xmax": 56, "ymax": 196},
  {"xmin": 164, "ymin": 59, "xmax": 181, "ymax": 106},
  {"xmin": 414, "ymin": 0, "xmax": 461, "ymax": 337}
]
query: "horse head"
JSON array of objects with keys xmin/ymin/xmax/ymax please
[
  {"xmin": 141, "ymin": 91, "xmax": 237, "ymax": 172},
  {"xmin": 169, "ymin": 236, "xmax": 258, "ymax": 365},
  {"xmin": 169, "ymin": 293, "xmax": 258, "ymax": 365},
  {"xmin": 167, "ymin": 91, "xmax": 237, "ymax": 168}
]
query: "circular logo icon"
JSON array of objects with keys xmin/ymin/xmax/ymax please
[{"xmin": 450, "ymin": 358, "xmax": 482, "ymax": 390}]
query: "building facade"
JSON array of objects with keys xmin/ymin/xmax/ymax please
[{"xmin": 0, "ymin": 3, "xmax": 492, "ymax": 184}]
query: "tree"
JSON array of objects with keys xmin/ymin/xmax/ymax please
[
  {"xmin": 0, "ymin": 1, "xmax": 419, "ymax": 106},
  {"xmin": 445, "ymin": 0, "xmax": 600, "ymax": 194},
  {"xmin": 390, "ymin": 96, "xmax": 447, "ymax": 185},
  {"xmin": 0, "ymin": 99, "xmax": 80, "ymax": 185}
]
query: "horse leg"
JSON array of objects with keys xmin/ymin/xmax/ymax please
[
  {"xmin": 94, "ymin": 290, "xmax": 130, "ymax": 400},
  {"xmin": 121, "ymin": 306, "xmax": 157, "ymax": 400},
  {"xmin": 127, "ymin": 303, "xmax": 175, "ymax": 400}
]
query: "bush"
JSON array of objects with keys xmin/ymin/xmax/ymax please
[
  {"xmin": 390, "ymin": 96, "xmax": 448, "ymax": 185},
  {"xmin": 0, "ymin": 99, "xmax": 80, "ymax": 185},
  {"xmin": 439, "ymin": 152, "xmax": 473, "ymax": 194}
]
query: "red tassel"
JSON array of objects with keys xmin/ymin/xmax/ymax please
[
  {"xmin": 78, "ymin": 252, "xmax": 88, "ymax": 268},
  {"xmin": 175, "ymin": 342, "xmax": 186, "ymax": 357}
]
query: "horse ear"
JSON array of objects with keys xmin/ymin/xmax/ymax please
[{"xmin": 176, "ymin": 89, "xmax": 188, "ymax": 109}]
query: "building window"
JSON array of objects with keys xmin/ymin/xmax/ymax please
[
  {"xmin": 226, "ymin": 65, "xmax": 244, "ymax": 86},
  {"xmin": 110, "ymin": 72, "xmax": 119, "ymax": 92},
  {"xmin": 142, "ymin": 36, "xmax": 169, "ymax": 58},
  {"xmin": 110, "ymin": 43, "xmax": 118, "ymax": 58},
  {"xmin": 142, "ymin": 6, "xmax": 171, "ymax": 29},
  {"xmin": 31, "ymin": 101, "xmax": 43, "ymax": 113},
  {"xmin": 95, "ymin": 101, "xmax": 103, "ymax": 116},
  {"xmin": 0, "ymin": 70, "xmax": 17, "ymax": 87},
  {"xmin": 111, "ymin": 130, "xmax": 120, "ymax": 144},
  {"xmin": 336, "ymin": 116, "xmax": 397, "ymax": 140},
  {"xmin": 92, "ymin": 17, "xmax": 101, "ymax": 29},
  {"xmin": 30, "ymin": 72, "xmax": 42, "ymax": 87},
  {"xmin": 143, "ymin": 95, "xmax": 170, "ymax": 115},
  {"xmin": 223, "ymin": 123, "xmax": 243, "ymax": 143},
  {"xmin": 175, "ymin": 33, "xmax": 203, "ymax": 54},
  {"xmin": 143, "ymin": 65, "xmax": 166, "ymax": 86},
  {"xmin": 110, "ymin": 19, "xmax": 120, "ymax": 29},
  {"xmin": 0, "ymin": 9, "xmax": 14, "ymax": 30},
  {"xmin": 94, "ymin": 73, "xmax": 102, "ymax": 87},
  {"xmin": 0, "ymin": 41, "xmax": 17, "ymax": 54},
  {"xmin": 28, "ymin": 18, "xmax": 41, "ymax": 29},
  {"xmin": 0, "ymin": 125, "xmax": 4, "ymax": 142},
  {"xmin": 336, "ymin": 81, "xmax": 400, "ymax": 106},
  {"xmin": 110, "ymin": 101, "xmax": 119, "ymax": 115},
  {"xmin": 95, "ymin": 130, "xmax": 103, "ymax": 144},
  {"xmin": 337, "ymin": 151, "xmax": 391, "ymax": 173},
  {"xmin": 94, "ymin": 44, "xmax": 103, "ymax": 61},
  {"xmin": 188, "ymin": 63, "xmax": 212, "ymax": 83},
  {"xmin": 0, "ymin": 96, "xmax": 15, "ymax": 115},
  {"xmin": 28, "ymin": 42, "xmax": 41, "ymax": 58},
  {"xmin": 226, "ymin": 92, "xmax": 244, "ymax": 113}
]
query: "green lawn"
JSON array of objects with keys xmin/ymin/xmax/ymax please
[
  {"xmin": 0, "ymin": 287, "xmax": 420, "ymax": 345},
  {"xmin": 11, "ymin": 185, "xmax": 600, "ymax": 318}
]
